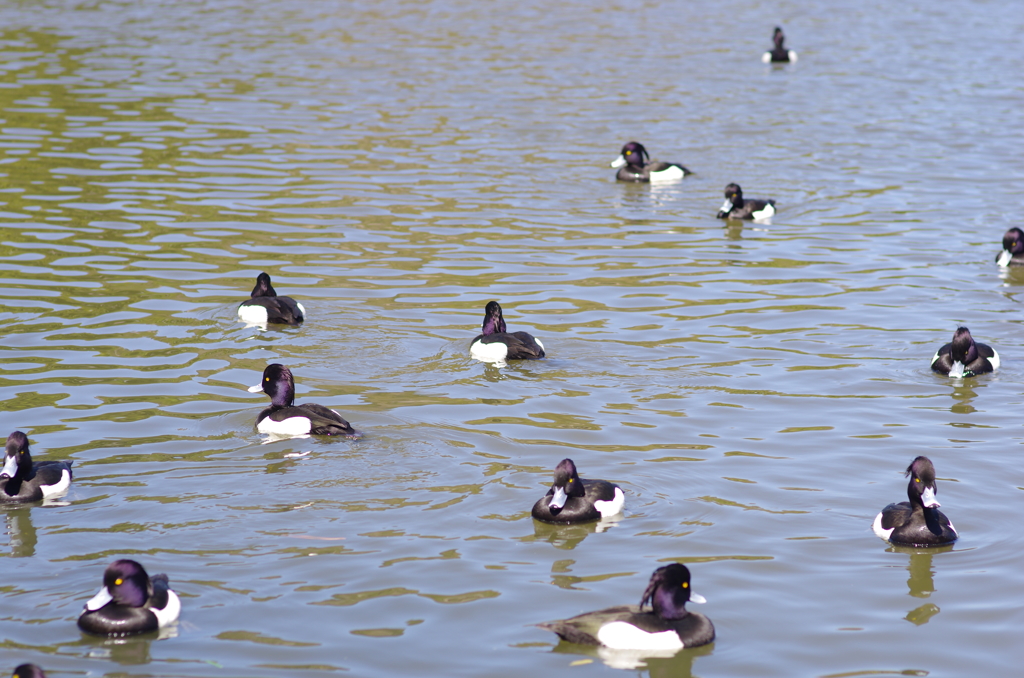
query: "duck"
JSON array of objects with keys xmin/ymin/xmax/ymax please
[
  {"xmin": 470, "ymin": 301, "xmax": 545, "ymax": 363},
  {"xmin": 538, "ymin": 563, "xmax": 714, "ymax": 650},
  {"xmin": 11, "ymin": 666, "xmax": 47, "ymax": 678},
  {"xmin": 532, "ymin": 458, "xmax": 624, "ymax": 524},
  {"xmin": 248, "ymin": 363, "xmax": 360, "ymax": 437},
  {"xmin": 762, "ymin": 27, "xmax": 797, "ymax": 63},
  {"xmin": 237, "ymin": 272, "xmax": 305, "ymax": 325},
  {"xmin": 610, "ymin": 141, "xmax": 691, "ymax": 183},
  {"xmin": 716, "ymin": 183, "xmax": 776, "ymax": 220},
  {"xmin": 930, "ymin": 326, "xmax": 999, "ymax": 378},
  {"xmin": 995, "ymin": 227, "xmax": 1024, "ymax": 267},
  {"xmin": 77, "ymin": 559, "xmax": 181, "ymax": 637},
  {"xmin": 872, "ymin": 456, "xmax": 958, "ymax": 547},
  {"xmin": 0, "ymin": 431, "xmax": 73, "ymax": 503}
]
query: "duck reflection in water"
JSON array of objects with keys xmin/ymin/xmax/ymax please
[
  {"xmin": 551, "ymin": 635, "xmax": 712, "ymax": 672},
  {"xmin": 901, "ymin": 548, "xmax": 949, "ymax": 625},
  {"xmin": 3, "ymin": 506, "xmax": 37, "ymax": 557}
]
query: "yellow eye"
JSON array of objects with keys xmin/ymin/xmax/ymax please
[
  {"xmin": 915, "ymin": 478, "xmax": 920, "ymax": 483},
  {"xmin": 568, "ymin": 478, "xmax": 573, "ymax": 483},
  {"xmin": 265, "ymin": 377, "xmax": 270, "ymax": 382},
  {"xmin": 625, "ymin": 150, "xmax": 631, "ymax": 156},
  {"xmin": 115, "ymin": 578, "xmax": 123, "ymax": 585},
  {"xmin": 682, "ymin": 582, "xmax": 688, "ymax": 588}
]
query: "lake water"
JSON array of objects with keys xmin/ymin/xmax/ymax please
[{"xmin": 2, "ymin": 0, "xmax": 1024, "ymax": 676}]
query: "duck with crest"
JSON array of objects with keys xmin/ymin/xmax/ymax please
[
  {"xmin": 930, "ymin": 326, "xmax": 998, "ymax": 378},
  {"xmin": 610, "ymin": 141, "xmax": 691, "ymax": 183},
  {"xmin": 532, "ymin": 458, "xmax": 624, "ymax": 524},
  {"xmin": 0, "ymin": 431, "xmax": 73, "ymax": 503},
  {"xmin": 716, "ymin": 183, "xmax": 776, "ymax": 220},
  {"xmin": 873, "ymin": 456, "xmax": 958, "ymax": 547},
  {"xmin": 762, "ymin": 26, "xmax": 797, "ymax": 63},
  {"xmin": 470, "ymin": 301, "xmax": 545, "ymax": 363},
  {"xmin": 538, "ymin": 563, "xmax": 714, "ymax": 650},
  {"xmin": 237, "ymin": 272, "xmax": 305, "ymax": 325},
  {"xmin": 249, "ymin": 363, "xmax": 360, "ymax": 438},
  {"xmin": 77, "ymin": 559, "xmax": 181, "ymax": 637}
]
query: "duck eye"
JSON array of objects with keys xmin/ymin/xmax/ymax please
[
  {"xmin": 568, "ymin": 478, "xmax": 573, "ymax": 483},
  {"xmin": 915, "ymin": 478, "xmax": 920, "ymax": 483},
  {"xmin": 624, "ymin": 150, "xmax": 631, "ymax": 156},
  {"xmin": 114, "ymin": 578, "xmax": 123, "ymax": 586},
  {"xmin": 265, "ymin": 377, "xmax": 270, "ymax": 382},
  {"xmin": 682, "ymin": 582, "xmax": 688, "ymax": 588}
]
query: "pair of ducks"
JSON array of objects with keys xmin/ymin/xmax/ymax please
[{"xmin": 611, "ymin": 141, "xmax": 777, "ymax": 221}]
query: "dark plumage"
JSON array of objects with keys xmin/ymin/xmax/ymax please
[
  {"xmin": 78, "ymin": 559, "xmax": 180, "ymax": 637},
  {"xmin": 762, "ymin": 27, "xmax": 797, "ymax": 63},
  {"xmin": 532, "ymin": 458, "xmax": 624, "ymax": 524},
  {"xmin": 248, "ymin": 363, "xmax": 360, "ymax": 437},
  {"xmin": 873, "ymin": 456, "xmax": 958, "ymax": 547},
  {"xmin": 716, "ymin": 183, "xmax": 776, "ymax": 220},
  {"xmin": 538, "ymin": 564, "xmax": 715, "ymax": 650},
  {"xmin": 237, "ymin": 272, "xmax": 305, "ymax": 325},
  {"xmin": 470, "ymin": 301, "xmax": 545, "ymax": 362},
  {"xmin": 0, "ymin": 431, "xmax": 73, "ymax": 503},
  {"xmin": 610, "ymin": 141, "xmax": 691, "ymax": 182},
  {"xmin": 930, "ymin": 326, "xmax": 999, "ymax": 378},
  {"xmin": 995, "ymin": 227, "xmax": 1024, "ymax": 266},
  {"xmin": 11, "ymin": 665, "xmax": 48, "ymax": 678}
]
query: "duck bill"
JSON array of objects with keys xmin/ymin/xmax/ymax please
[
  {"xmin": 719, "ymin": 199, "xmax": 734, "ymax": 214},
  {"xmin": 948, "ymin": 361, "xmax": 965, "ymax": 379},
  {"xmin": 248, "ymin": 383, "xmax": 264, "ymax": 393},
  {"xmin": 689, "ymin": 592, "xmax": 707, "ymax": 604},
  {"xmin": 549, "ymin": 486, "xmax": 568, "ymax": 510},
  {"xmin": 1, "ymin": 454, "xmax": 16, "ymax": 478},
  {"xmin": 997, "ymin": 250, "xmax": 1012, "ymax": 267},
  {"xmin": 610, "ymin": 155, "xmax": 626, "ymax": 169},
  {"xmin": 921, "ymin": 486, "xmax": 940, "ymax": 509},
  {"xmin": 85, "ymin": 585, "xmax": 114, "ymax": 611}
]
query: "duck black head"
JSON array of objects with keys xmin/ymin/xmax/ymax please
[
  {"xmin": 618, "ymin": 141, "xmax": 649, "ymax": 168},
  {"xmin": 773, "ymin": 27, "xmax": 786, "ymax": 49},
  {"xmin": 640, "ymin": 563, "xmax": 705, "ymax": 621},
  {"xmin": 480, "ymin": 301, "xmax": 507, "ymax": 336},
  {"xmin": 12, "ymin": 665, "xmax": 48, "ymax": 678},
  {"xmin": 1002, "ymin": 228, "xmax": 1024, "ymax": 255},
  {"xmin": 250, "ymin": 272, "xmax": 278, "ymax": 298},
  {"xmin": 548, "ymin": 458, "xmax": 586, "ymax": 513},
  {"xmin": 2, "ymin": 431, "xmax": 32, "ymax": 481},
  {"xmin": 949, "ymin": 327, "xmax": 978, "ymax": 365},
  {"xmin": 249, "ymin": 363, "xmax": 296, "ymax": 407},
  {"xmin": 86, "ymin": 559, "xmax": 153, "ymax": 611},
  {"xmin": 905, "ymin": 456, "xmax": 940, "ymax": 509}
]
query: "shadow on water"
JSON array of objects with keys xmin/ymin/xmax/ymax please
[
  {"xmin": 947, "ymin": 379, "xmax": 979, "ymax": 415},
  {"xmin": 2, "ymin": 506, "xmax": 37, "ymax": 558},
  {"xmin": 525, "ymin": 515, "xmax": 622, "ymax": 551},
  {"xmin": 550, "ymin": 637, "xmax": 712, "ymax": 674}
]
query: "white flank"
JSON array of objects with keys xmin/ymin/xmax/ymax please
[
  {"xmin": 789, "ymin": 50, "xmax": 798, "ymax": 62},
  {"xmin": 921, "ymin": 486, "xmax": 940, "ymax": 508},
  {"xmin": 297, "ymin": 302, "xmax": 306, "ymax": 316},
  {"xmin": 85, "ymin": 585, "xmax": 113, "ymax": 611},
  {"xmin": 929, "ymin": 351, "xmax": 940, "ymax": 367},
  {"xmin": 550, "ymin": 486, "xmax": 568, "ymax": 510},
  {"xmin": 947, "ymin": 519, "xmax": 958, "ymax": 537},
  {"xmin": 597, "ymin": 621, "xmax": 684, "ymax": 651},
  {"xmin": 40, "ymin": 469, "xmax": 71, "ymax": 498},
  {"xmin": 1, "ymin": 455, "xmax": 17, "ymax": 478},
  {"xmin": 257, "ymin": 416, "xmax": 312, "ymax": 436},
  {"xmin": 761, "ymin": 51, "xmax": 771, "ymax": 63},
  {"xmin": 610, "ymin": 155, "xmax": 626, "ymax": 169},
  {"xmin": 155, "ymin": 589, "xmax": 182, "ymax": 628},
  {"xmin": 470, "ymin": 339, "xmax": 509, "ymax": 364},
  {"xmin": 871, "ymin": 511, "xmax": 894, "ymax": 541},
  {"xmin": 649, "ymin": 165, "xmax": 685, "ymax": 182},
  {"xmin": 237, "ymin": 304, "xmax": 269, "ymax": 325},
  {"xmin": 997, "ymin": 250, "xmax": 1012, "ymax": 267},
  {"xmin": 535, "ymin": 337, "xmax": 545, "ymax": 351},
  {"xmin": 948, "ymin": 360, "xmax": 965, "ymax": 379},
  {"xmin": 593, "ymin": 487, "xmax": 625, "ymax": 517},
  {"xmin": 989, "ymin": 348, "xmax": 1000, "ymax": 370},
  {"xmin": 752, "ymin": 203, "xmax": 776, "ymax": 220}
]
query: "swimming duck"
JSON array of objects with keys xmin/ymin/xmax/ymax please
[
  {"xmin": 872, "ymin": 456, "xmax": 958, "ymax": 547},
  {"xmin": 930, "ymin": 326, "xmax": 999, "ymax": 378},
  {"xmin": 538, "ymin": 563, "xmax": 714, "ymax": 650},
  {"xmin": 762, "ymin": 27, "xmax": 797, "ymax": 63},
  {"xmin": 532, "ymin": 458, "xmax": 624, "ymax": 524},
  {"xmin": 610, "ymin": 142, "xmax": 691, "ymax": 183},
  {"xmin": 248, "ymin": 363, "xmax": 360, "ymax": 437},
  {"xmin": 77, "ymin": 559, "xmax": 181, "ymax": 637},
  {"xmin": 237, "ymin": 272, "xmax": 305, "ymax": 325},
  {"xmin": 716, "ymin": 183, "xmax": 776, "ymax": 220},
  {"xmin": 0, "ymin": 431, "xmax": 73, "ymax": 503},
  {"xmin": 470, "ymin": 301, "xmax": 545, "ymax": 363},
  {"xmin": 11, "ymin": 666, "xmax": 47, "ymax": 678},
  {"xmin": 995, "ymin": 227, "xmax": 1024, "ymax": 267}
]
